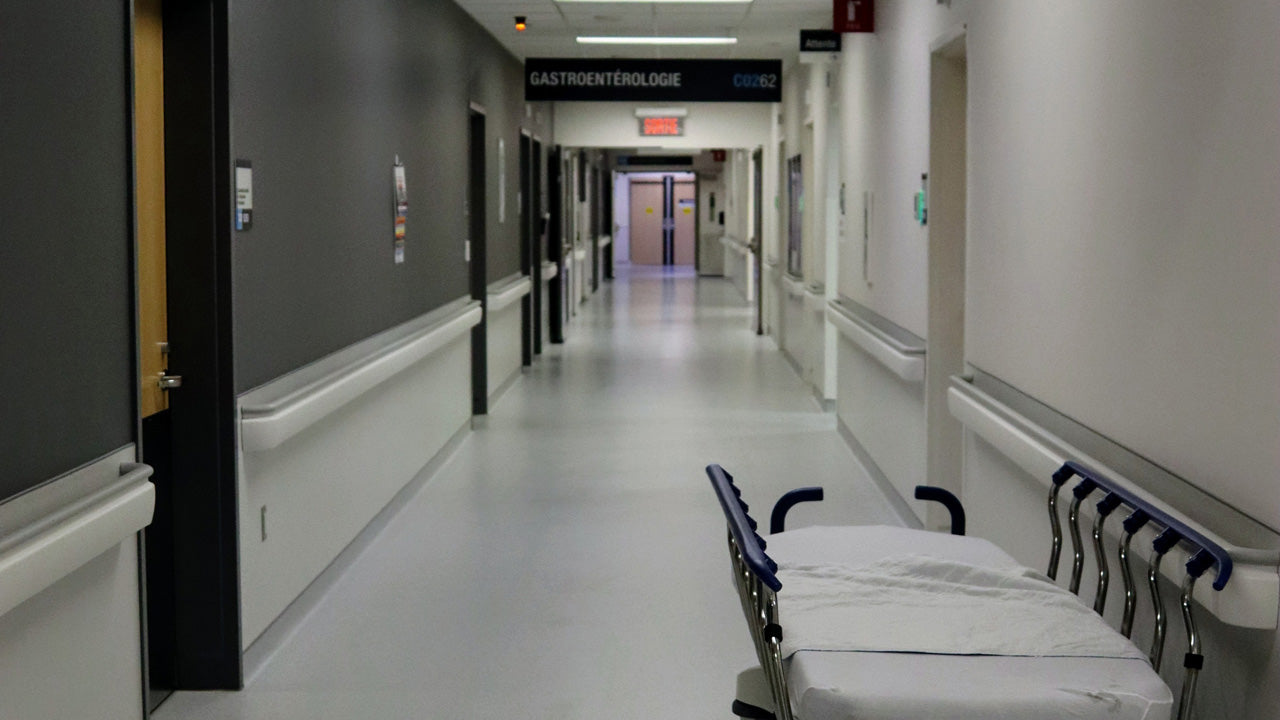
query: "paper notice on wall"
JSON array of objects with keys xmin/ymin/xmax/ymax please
[
  {"xmin": 393, "ymin": 162, "xmax": 407, "ymax": 264},
  {"xmin": 235, "ymin": 160, "xmax": 253, "ymax": 231}
]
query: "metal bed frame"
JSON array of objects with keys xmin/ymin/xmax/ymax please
[{"xmin": 708, "ymin": 460, "xmax": 1234, "ymax": 720}]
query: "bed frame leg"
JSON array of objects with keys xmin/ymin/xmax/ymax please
[
  {"xmin": 1147, "ymin": 528, "xmax": 1181, "ymax": 671},
  {"xmin": 1090, "ymin": 493, "xmax": 1123, "ymax": 613},
  {"xmin": 1176, "ymin": 552, "xmax": 1213, "ymax": 720},
  {"xmin": 1118, "ymin": 510, "xmax": 1150, "ymax": 637},
  {"xmin": 1047, "ymin": 467, "xmax": 1073, "ymax": 579},
  {"xmin": 1066, "ymin": 480, "xmax": 1097, "ymax": 594}
]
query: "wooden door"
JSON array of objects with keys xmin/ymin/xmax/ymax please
[
  {"xmin": 673, "ymin": 180, "xmax": 696, "ymax": 265},
  {"xmin": 136, "ymin": 0, "xmax": 168, "ymax": 418},
  {"xmin": 629, "ymin": 180, "xmax": 665, "ymax": 265}
]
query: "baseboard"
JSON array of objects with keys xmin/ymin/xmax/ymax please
[
  {"xmin": 242, "ymin": 419, "xmax": 472, "ymax": 683},
  {"xmin": 836, "ymin": 416, "xmax": 922, "ymax": 530},
  {"xmin": 486, "ymin": 367, "xmax": 522, "ymax": 410},
  {"xmin": 781, "ymin": 348, "xmax": 803, "ymax": 378},
  {"xmin": 811, "ymin": 385, "xmax": 835, "ymax": 412}
]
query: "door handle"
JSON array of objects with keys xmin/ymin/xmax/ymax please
[{"xmin": 158, "ymin": 374, "xmax": 183, "ymax": 390}]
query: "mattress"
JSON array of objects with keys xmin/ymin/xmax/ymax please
[
  {"xmin": 740, "ymin": 526, "xmax": 1173, "ymax": 720},
  {"xmin": 787, "ymin": 652, "xmax": 1172, "ymax": 720}
]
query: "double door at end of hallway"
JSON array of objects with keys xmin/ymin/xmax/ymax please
[{"xmin": 629, "ymin": 177, "xmax": 695, "ymax": 266}]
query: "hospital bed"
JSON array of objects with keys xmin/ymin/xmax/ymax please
[{"xmin": 708, "ymin": 460, "xmax": 1235, "ymax": 720}]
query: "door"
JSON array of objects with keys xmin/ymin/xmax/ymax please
[
  {"xmin": 925, "ymin": 31, "xmax": 968, "ymax": 514},
  {"xmin": 787, "ymin": 155, "xmax": 803, "ymax": 277},
  {"xmin": 629, "ymin": 179, "xmax": 665, "ymax": 264},
  {"xmin": 134, "ymin": 0, "xmax": 177, "ymax": 707},
  {"xmin": 532, "ymin": 139, "xmax": 545, "ymax": 352},
  {"xmin": 672, "ymin": 180, "xmax": 696, "ymax": 265},
  {"xmin": 468, "ymin": 109, "xmax": 488, "ymax": 415},
  {"xmin": 752, "ymin": 148, "xmax": 764, "ymax": 334},
  {"xmin": 547, "ymin": 146, "xmax": 564, "ymax": 343},
  {"xmin": 144, "ymin": 0, "xmax": 243, "ymax": 694},
  {"xmin": 519, "ymin": 133, "xmax": 532, "ymax": 367}
]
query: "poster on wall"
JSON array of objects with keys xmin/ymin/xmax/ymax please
[
  {"xmin": 235, "ymin": 159, "xmax": 253, "ymax": 231},
  {"xmin": 393, "ymin": 159, "xmax": 407, "ymax": 264}
]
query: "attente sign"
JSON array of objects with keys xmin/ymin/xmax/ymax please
[{"xmin": 525, "ymin": 59, "xmax": 782, "ymax": 102}]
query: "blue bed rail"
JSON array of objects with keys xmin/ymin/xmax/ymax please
[
  {"xmin": 1052, "ymin": 460, "xmax": 1233, "ymax": 591},
  {"xmin": 708, "ymin": 464, "xmax": 782, "ymax": 591}
]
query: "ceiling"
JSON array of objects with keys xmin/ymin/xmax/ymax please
[{"xmin": 453, "ymin": 0, "xmax": 833, "ymax": 62}]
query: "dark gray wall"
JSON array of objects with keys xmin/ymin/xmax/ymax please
[
  {"xmin": 0, "ymin": 5, "xmax": 134, "ymax": 500},
  {"xmin": 229, "ymin": 0, "xmax": 546, "ymax": 392}
]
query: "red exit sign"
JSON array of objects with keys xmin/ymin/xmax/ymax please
[
  {"xmin": 835, "ymin": 0, "xmax": 874, "ymax": 33},
  {"xmin": 640, "ymin": 117, "xmax": 684, "ymax": 136}
]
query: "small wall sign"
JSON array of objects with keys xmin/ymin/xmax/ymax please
[
  {"xmin": 800, "ymin": 30, "xmax": 842, "ymax": 53},
  {"xmin": 234, "ymin": 160, "xmax": 253, "ymax": 231},
  {"xmin": 393, "ymin": 158, "xmax": 407, "ymax": 264}
]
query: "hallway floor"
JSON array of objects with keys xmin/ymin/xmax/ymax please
[{"xmin": 156, "ymin": 265, "xmax": 900, "ymax": 719}]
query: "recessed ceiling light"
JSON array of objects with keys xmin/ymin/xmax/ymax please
[{"xmin": 577, "ymin": 36, "xmax": 738, "ymax": 45}]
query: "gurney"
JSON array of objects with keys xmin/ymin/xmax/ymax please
[{"xmin": 708, "ymin": 461, "xmax": 1236, "ymax": 720}]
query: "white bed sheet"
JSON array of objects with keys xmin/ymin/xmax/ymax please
[
  {"xmin": 777, "ymin": 556, "xmax": 1148, "ymax": 660},
  {"xmin": 737, "ymin": 526, "xmax": 1172, "ymax": 719}
]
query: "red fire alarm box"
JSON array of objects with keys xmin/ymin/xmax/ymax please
[
  {"xmin": 711, "ymin": 149, "xmax": 727, "ymax": 162},
  {"xmin": 834, "ymin": 0, "xmax": 874, "ymax": 33}
]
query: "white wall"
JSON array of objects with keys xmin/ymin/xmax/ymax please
[
  {"xmin": 487, "ymin": 294, "xmax": 524, "ymax": 399},
  {"xmin": 0, "ymin": 542, "xmax": 143, "ymax": 720},
  {"xmin": 837, "ymin": 0, "xmax": 962, "ymax": 337},
  {"xmin": 0, "ymin": 447, "xmax": 145, "ymax": 720},
  {"xmin": 238, "ymin": 327, "xmax": 472, "ymax": 647},
  {"xmin": 830, "ymin": 1, "xmax": 1280, "ymax": 715},
  {"xmin": 965, "ymin": 1, "xmax": 1280, "ymax": 531},
  {"xmin": 554, "ymin": 102, "xmax": 771, "ymax": 150}
]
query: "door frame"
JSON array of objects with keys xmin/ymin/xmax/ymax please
[
  {"xmin": 924, "ymin": 27, "xmax": 969, "ymax": 522},
  {"xmin": 468, "ymin": 105, "xmax": 488, "ymax": 415},
  {"xmin": 752, "ymin": 147, "xmax": 764, "ymax": 334},
  {"xmin": 531, "ymin": 139, "xmax": 545, "ymax": 353},
  {"xmin": 140, "ymin": 0, "xmax": 243, "ymax": 698},
  {"xmin": 547, "ymin": 146, "xmax": 565, "ymax": 343},
  {"xmin": 519, "ymin": 131, "xmax": 533, "ymax": 367}
]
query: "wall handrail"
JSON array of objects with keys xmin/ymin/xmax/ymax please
[
  {"xmin": 826, "ymin": 297, "xmax": 925, "ymax": 383},
  {"xmin": 599, "ymin": 235, "xmax": 612, "ymax": 248},
  {"xmin": 720, "ymin": 235, "xmax": 752, "ymax": 257},
  {"xmin": 240, "ymin": 300, "xmax": 482, "ymax": 452},
  {"xmin": 486, "ymin": 274, "xmax": 532, "ymax": 314},
  {"xmin": 541, "ymin": 260, "xmax": 558, "ymax": 280},
  {"xmin": 803, "ymin": 284, "xmax": 826, "ymax": 313},
  {"xmin": 781, "ymin": 273, "xmax": 805, "ymax": 298},
  {"xmin": 947, "ymin": 375, "xmax": 1280, "ymax": 628},
  {"xmin": 0, "ymin": 461, "xmax": 154, "ymax": 620}
]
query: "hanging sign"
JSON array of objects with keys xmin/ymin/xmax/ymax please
[
  {"xmin": 525, "ymin": 59, "xmax": 782, "ymax": 102},
  {"xmin": 800, "ymin": 30, "xmax": 842, "ymax": 52}
]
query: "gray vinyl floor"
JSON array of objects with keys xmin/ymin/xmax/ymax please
[{"xmin": 156, "ymin": 265, "xmax": 900, "ymax": 719}]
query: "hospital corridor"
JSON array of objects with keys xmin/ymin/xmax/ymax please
[
  {"xmin": 153, "ymin": 266, "xmax": 899, "ymax": 719},
  {"xmin": 2, "ymin": 2, "xmax": 1279, "ymax": 719}
]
